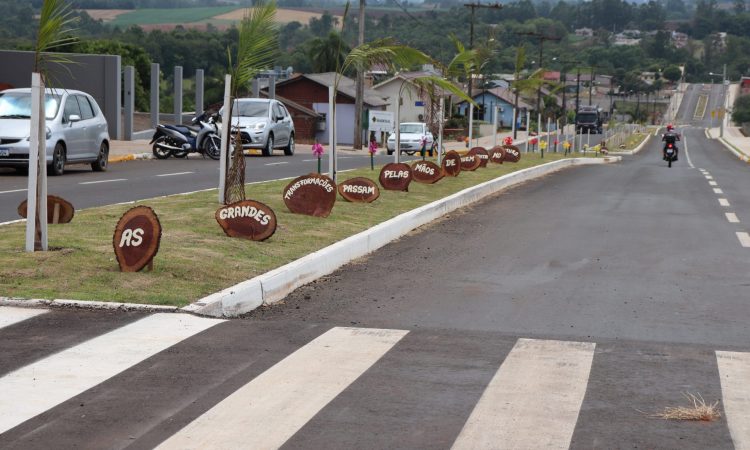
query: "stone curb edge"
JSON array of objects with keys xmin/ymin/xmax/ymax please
[
  {"xmin": 716, "ymin": 136, "xmax": 750, "ymax": 163},
  {"xmin": 610, "ymin": 132, "xmax": 652, "ymax": 156},
  {"xmin": 0, "ymin": 296, "xmax": 179, "ymax": 312},
  {"xmin": 109, "ymin": 153, "xmax": 153, "ymax": 164},
  {"xmin": 184, "ymin": 156, "xmax": 622, "ymax": 318}
]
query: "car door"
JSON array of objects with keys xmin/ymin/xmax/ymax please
[
  {"xmin": 272, "ymin": 102, "xmax": 289, "ymax": 146},
  {"xmin": 61, "ymin": 95, "xmax": 85, "ymax": 160},
  {"xmin": 75, "ymin": 95, "xmax": 98, "ymax": 159}
]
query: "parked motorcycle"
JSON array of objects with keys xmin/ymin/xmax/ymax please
[
  {"xmin": 664, "ymin": 142, "xmax": 677, "ymax": 168},
  {"xmin": 150, "ymin": 111, "xmax": 222, "ymax": 160}
]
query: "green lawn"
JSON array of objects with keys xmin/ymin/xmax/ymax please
[
  {"xmin": 1, "ymin": 153, "xmax": 580, "ymax": 306},
  {"xmin": 109, "ymin": 6, "xmax": 237, "ymax": 26}
]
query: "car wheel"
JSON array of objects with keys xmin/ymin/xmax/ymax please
[
  {"xmin": 49, "ymin": 143, "xmax": 65, "ymax": 176},
  {"xmin": 387, "ymin": 148, "xmax": 394, "ymax": 155},
  {"xmin": 405, "ymin": 150, "xmax": 415, "ymax": 156},
  {"xmin": 92, "ymin": 142, "xmax": 108, "ymax": 172},
  {"xmin": 284, "ymin": 134, "xmax": 295, "ymax": 156},
  {"xmin": 262, "ymin": 134, "xmax": 273, "ymax": 157}
]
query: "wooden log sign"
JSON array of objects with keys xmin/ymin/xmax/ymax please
[
  {"xmin": 411, "ymin": 160, "xmax": 443, "ymax": 184},
  {"xmin": 469, "ymin": 146, "xmax": 490, "ymax": 167},
  {"xmin": 17, "ymin": 195, "xmax": 74, "ymax": 224},
  {"xmin": 215, "ymin": 200, "xmax": 277, "ymax": 241},
  {"xmin": 338, "ymin": 177, "xmax": 380, "ymax": 203},
  {"xmin": 442, "ymin": 150, "xmax": 462, "ymax": 177},
  {"xmin": 460, "ymin": 152, "xmax": 481, "ymax": 171},
  {"xmin": 379, "ymin": 162, "xmax": 412, "ymax": 191},
  {"xmin": 489, "ymin": 146, "xmax": 505, "ymax": 164},
  {"xmin": 113, "ymin": 205, "xmax": 161, "ymax": 272},
  {"xmin": 503, "ymin": 144, "xmax": 521, "ymax": 163},
  {"xmin": 283, "ymin": 173, "xmax": 337, "ymax": 218}
]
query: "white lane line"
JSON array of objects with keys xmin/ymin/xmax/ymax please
[
  {"xmin": 0, "ymin": 188, "xmax": 27, "ymax": 194},
  {"xmin": 714, "ymin": 188, "xmax": 724, "ymax": 194},
  {"xmin": 737, "ymin": 232, "xmax": 750, "ymax": 248},
  {"xmin": 717, "ymin": 351, "xmax": 750, "ymax": 448},
  {"xmin": 302, "ymin": 158, "xmax": 317, "ymax": 162},
  {"xmin": 264, "ymin": 162, "xmax": 289, "ymax": 166},
  {"xmin": 709, "ymin": 180, "xmax": 718, "ymax": 186},
  {"xmin": 683, "ymin": 136, "xmax": 695, "ymax": 168},
  {"xmin": 0, "ymin": 313, "xmax": 223, "ymax": 434},
  {"xmin": 720, "ymin": 198, "xmax": 731, "ymax": 206},
  {"xmin": 157, "ymin": 327, "xmax": 408, "ymax": 450},
  {"xmin": 706, "ymin": 175, "xmax": 714, "ymax": 180},
  {"xmin": 727, "ymin": 213, "xmax": 740, "ymax": 223},
  {"xmin": 0, "ymin": 306, "xmax": 47, "ymax": 330},
  {"xmin": 156, "ymin": 171, "xmax": 194, "ymax": 177},
  {"xmin": 79, "ymin": 178, "xmax": 127, "ymax": 185},
  {"xmin": 452, "ymin": 338, "xmax": 595, "ymax": 450}
]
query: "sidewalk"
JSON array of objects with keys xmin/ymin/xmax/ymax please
[{"xmin": 707, "ymin": 126, "xmax": 750, "ymax": 161}]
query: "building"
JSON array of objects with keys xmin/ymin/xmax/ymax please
[
  {"xmin": 372, "ymin": 70, "xmax": 442, "ymax": 125},
  {"xmin": 273, "ymin": 72, "xmax": 389, "ymax": 145},
  {"xmin": 671, "ymin": 31, "xmax": 689, "ymax": 49},
  {"xmin": 575, "ymin": 27, "xmax": 593, "ymax": 37},
  {"xmin": 455, "ymin": 87, "xmax": 533, "ymax": 128},
  {"xmin": 740, "ymin": 77, "xmax": 750, "ymax": 96}
]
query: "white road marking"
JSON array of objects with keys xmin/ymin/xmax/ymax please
[
  {"xmin": 683, "ymin": 136, "xmax": 695, "ymax": 168},
  {"xmin": 0, "ymin": 313, "xmax": 223, "ymax": 434},
  {"xmin": 452, "ymin": 338, "xmax": 595, "ymax": 450},
  {"xmin": 302, "ymin": 158, "xmax": 317, "ymax": 162},
  {"xmin": 717, "ymin": 351, "xmax": 750, "ymax": 449},
  {"xmin": 79, "ymin": 178, "xmax": 127, "ymax": 185},
  {"xmin": 706, "ymin": 175, "xmax": 714, "ymax": 179},
  {"xmin": 0, "ymin": 188, "xmax": 27, "ymax": 194},
  {"xmin": 726, "ymin": 213, "xmax": 740, "ymax": 223},
  {"xmin": 737, "ymin": 232, "xmax": 750, "ymax": 248},
  {"xmin": 0, "ymin": 306, "xmax": 47, "ymax": 330},
  {"xmin": 714, "ymin": 188, "xmax": 724, "ymax": 194},
  {"xmin": 720, "ymin": 198, "xmax": 731, "ymax": 206},
  {"xmin": 264, "ymin": 161, "xmax": 289, "ymax": 166},
  {"xmin": 158, "ymin": 327, "xmax": 408, "ymax": 450},
  {"xmin": 156, "ymin": 171, "xmax": 194, "ymax": 177},
  {"xmin": 709, "ymin": 180, "xmax": 718, "ymax": 186}
]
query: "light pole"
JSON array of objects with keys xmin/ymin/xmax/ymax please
[
  {"xmin": 464, "ymin": 2, "xmax": 502, "ymax": 100},
  {"xmin": 709, "ymin": 64, "xmax": 727, "ymax": 138}
]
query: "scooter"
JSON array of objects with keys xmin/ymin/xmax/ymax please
[
  {"xmin": 664, "ymin": 143, "xmax": 677, "ymax": 168},
  {"xmin": 150, "ymin": 111, "xmax": 222, "ymax": 160}
]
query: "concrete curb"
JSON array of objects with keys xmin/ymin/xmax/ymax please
[
  {"xmin": 610, "ymin": 133, "xmax": 652, "ymax": 156},
  {"xmin": 184, "ymin": 156, "xmax": 622, "ymax": 318},
  {"xmin": 109, "ymin": 152, "xmax": 153, "ymax": 164},
  {"xmin": 717, "ymin": 137, "xmax": 750, "ymax": 163},
  {"xmin": 0, "ymin": 296, "xmax": 180, "ymax": 312}
]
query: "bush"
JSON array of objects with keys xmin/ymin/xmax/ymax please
[{"xmin": 733, "ymin": 95, "xmax": 750, "ymax": 125}]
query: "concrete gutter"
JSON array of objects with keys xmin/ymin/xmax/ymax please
[
  {"xmin": 0, "ymin": 296, "xmax": 179, "ymax": 312},
  {"xmin": 184, "ymin": 156, "xmax": 622, "ymax": 318},
  {"xmin": 109, "ymin": 152, "xmax": 153, "ymax": 163},
  {"xmin": 610, "ymin": 132, "xmax": 652, "ymax": 156}
]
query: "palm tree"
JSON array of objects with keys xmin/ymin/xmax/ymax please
[
  {"xmin": 307, "ymin": 32, "xmax": 349, "ymax": 73},
  {"xmin": 511, "ymin": 45, "xmax": 545, "ymax": 137}
]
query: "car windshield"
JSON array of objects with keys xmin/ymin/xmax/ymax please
[
  {"xmin": 576, "ymin": 113, "xmax": 597, "ymax": 123},
  {"xmin": 400, "ymin": 124, "xmax": 423, "ymax": 134},
  {"xmin": 0, "ymin": 92, "xmax": 61, "ymax": 119},
  {"xmin": 234, "ymin": 101, "xmax": 268, "ymax": 118}
]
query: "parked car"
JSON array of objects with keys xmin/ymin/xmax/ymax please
[
  {"xmin": 221, "ymin": 98, "xmax": 295, "ymax": 156},
  {"xmin": 386, "ymin": 122, "xmax": 434, "ymax": 155},
  {"xmin": 0, "ymin": 88, "xmax": 110, "ymax": 175}
]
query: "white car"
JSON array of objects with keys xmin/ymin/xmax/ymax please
[
  {"xmin": 0, "ymin": 88, "xmax": 110, "ymax": 175},
  {"xmin": 386, "ymin": 122, "xmax": 434, "ymax": 155}
]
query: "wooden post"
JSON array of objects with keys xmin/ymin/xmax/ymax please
[
  {"xmin": 25, "ymin": 72, "xmax": 47, "ymax": 252},
  {"xmin": 219, "ymin": 74, "xmax": 231, "ymax": 204}
]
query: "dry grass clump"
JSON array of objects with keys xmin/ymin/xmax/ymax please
[{"xmin": 650, "ymin": 393, "xmax": 721, "ymax": 421}]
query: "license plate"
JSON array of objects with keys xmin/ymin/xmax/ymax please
[
  {"xmin": 667, "ymin": 149, "xmax": 674, "ymax": 154},
  {"xmin": 0, "ymin": 148, "xmax": 9, "ymax": 157}
]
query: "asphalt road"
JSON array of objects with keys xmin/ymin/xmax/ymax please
[
  {"xmin": 0, "ymin": 152, "xmax": 419, "ymax": 223},
  {"xmin": 3, "ymin": 84, "xmax": 750, "ymax": 448}
]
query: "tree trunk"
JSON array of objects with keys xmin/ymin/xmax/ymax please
[{"xmin": 353, "ymin": 0, "xmax": 366, "ymax": 149}]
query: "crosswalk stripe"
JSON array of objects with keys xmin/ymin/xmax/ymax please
[
  {"xmin": 156, "ymin": 327, "xmax": 408, "ymax": 450},
  {"xmin": 717, "ymin": 351, "xmax": 750, "ymax": 449},
  {"xmin": 0, "ymin": 306, "xmax": 47, "ymax": 330},
  {"xmin": 0, "ymin": 313, "xmax": 223, "ymax": 434},
  {"xmin": 452, "ymin": 338, "xmax": 595, "ymax": 450}
]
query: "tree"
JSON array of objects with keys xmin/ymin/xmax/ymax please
[
  {"xmin": 732, "ymin": 94, "xmax": 750, "ymax": 124},
  {"xmin": 663, "ymin": 65, "xmax": 682, "ymax": 83},
  {"xmin": 307, "ymin": 31, "xmax": 349, "ymax": 73}
]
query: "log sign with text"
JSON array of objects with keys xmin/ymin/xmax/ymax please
[
  {"xmin": 503, "ymin": 144, "xmax": 521, "ymax": 162},
  {"xmin": 18, "ymin": 195, "xmax": 75, "ymax": 224},
  {"xmin": 338, "ymin": 177, "xmax": 380, "ymax": 203},
  {"xmin": 283, "ymin": 173, "xmax": 336, "ymax": 217},
  {"xmin": 442, "ymin": 150, "xmax": 462, "ymax": 177},
  {"xmin": 411, "ymin": 160, "xmax": 443, "ymax": 184},
  {"xmin": 216, "ymin": 200, "xmax": 277, "ymax": 241},
  {"xmin": 468, "ymin": 147, "xmax": 490, "ymax": 167},
  {"xmin": 113, "ymin": 206, "xmax": 161, "ymax": 272},
  {"xmin": 460, "ymin": 152, "xmax": 481, "ymax": 171},
  {"xmin": 379, "ymin": 163, "xmax": 412, "ymax": 191},
  {"xmin": 489, "ymin": 145, "xmax": 506, "ymax": 164}
]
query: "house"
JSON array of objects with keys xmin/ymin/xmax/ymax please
[
  {"xmin": 273, "ymin": 72, "xmax": 389, "ymax": 145},
  {"xmin": 575, "ymin": 27, "xmax": 593, "ymax": 37},
  {"xmin": 671, "ymin": 31, "xmax": 689, "ymax": 49},
  {"xmin": 640, "ymin": 72, "xmax": 657, "ymax": 85},
  {"xmin": 455, "ymin": 87, "xmax": 533, "ymax": 128},
  {"xmin": 740, "ymin": 77, "xmax": 750, "ymax": 96},
  {"xmin": 372, "ymin": 70, "xmax": 442, "ymax": 125},
  {"xmin": 256, "ymin": 90, "xmax": 323, "ymax": 145}
]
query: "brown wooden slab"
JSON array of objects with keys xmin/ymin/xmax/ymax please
[
  {"xmin": 489, "ymin": 146, "xmax": 505, "ymax": 164},
  {"xmin": 338, "ymin": 177, "xmax": 380, "ymax": 203},
  {"xmin": 216, "ymin": 200, "xmax": 277, "ymax": 241},
  {"xmin": 460, "ymin": 153, "xmax": 481, "ymax": 171},
  {"xmin": 17, "ymin": 195, "xmax": 74, "ymax": 224},
  {"xmin": 283, "ymin": 173, "xmax": 337, "ymax": 218},
  {"xmin": 503, "ymin": 144, "xmax": 522, "ymax": 162},
  {"xmin": 468, "ymin": 146, "xmax": 490, "ymax": 167},
  {"xmin": 379, "ymin": 163, "xmax": 412, "ymax": 191},
  {"xmin": 113, "ymin": 205, "xmax": 162, "ymax": 272},
  {"xmin": 442, "ymin": 150, "xmax": 462, "ymax": 177},
  {"xmin": 411, "ymin": 161, "xmax": 444, "ymax": 184}
]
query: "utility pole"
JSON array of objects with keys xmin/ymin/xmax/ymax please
[
  {"xmin": 353, "ymin": 0, "xmax": 366, "ymax": 149},
  {"xmin": 464, "ymin": 2, "xmax": 502, "ymax": 100},
  {"xmin": 516, "ymin": 31, "xmax": 561, "ymax": 119},
  {"xmin": 575, "ymin": 68, "xmax": 581, "ymax": 116},
  {"xmin": 589, "ymin": 66, "xmax": 595, "ymax": 104}
]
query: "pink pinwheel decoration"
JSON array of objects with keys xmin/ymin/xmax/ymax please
[
  {"xmin": 503, "ymin": 136, "xmax": 513, "ymax": 146},
  {"xmin": 312, "ymin": 142, "xmax": 324, "ymax": 156},
  {"xmin": 368, "ymin": 140, "xmax": 378, "ymax": 154}
]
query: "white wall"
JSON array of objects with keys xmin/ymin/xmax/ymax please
[
  {"xmin": 313, "ymin": 103, "xmax": 355, "ymax": 145},
  {"xmin": 374, "ymin": 80, "xmax": 426, "ymax": 124}
]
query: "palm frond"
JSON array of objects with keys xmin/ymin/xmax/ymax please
[
  {"xmin": 231, "ymin": 0, "xmax": 278, "ymax": 93},
  {"xmin": 342, "ymin": 38, "xmax": 431, "ymax": 75},
  {"xmin": 411, "ymin": 75, "xmax": 477, "ymax": 106},
  {"xmin": 34, "ymin": 0, "xmax": 79, "ymax": 80}
]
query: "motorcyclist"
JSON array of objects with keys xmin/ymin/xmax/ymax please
[{"xmin": 662, "ymin": 124, "xmax": 680, "ymax": 161}]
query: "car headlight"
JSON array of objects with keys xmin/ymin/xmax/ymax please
[
  {"xmin": 254, "ymin": 123, "xmax": 266, "ymax": 131},
  {"xmin": 26, "ymin": 127, "xmax": 52, "ymax": 141}
]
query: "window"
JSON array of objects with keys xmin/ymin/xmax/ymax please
[
  {"xmin": 76, "ymin": 95, "xmax": 95, "ymax": 120},
  {"xmin": 273, "ymin": 103, "xmax": 284, "ymax": 119},
  {"xmin": 233, "ymin": 101, "xmax": 268, "ymax": 117},
  {"xmin": 0, "ymin": 92, "xmax": 61, "ymax": 119},
  {"xmin": 63, "ymin": 96, "xmax": 81, "ymax": 122}
]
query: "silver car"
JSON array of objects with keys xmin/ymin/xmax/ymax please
[
  {"xmin": 0, "ymin": 88, "xmax": 110, "ymax": 175},
  {"xmin": 224, "ymin": 98, "xmax": 295, "ymax": 156}
]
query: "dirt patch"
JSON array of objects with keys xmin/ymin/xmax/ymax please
[
  {"xmin": 82, "ymin": 9, "xmax": 133, "ymax": 21},
  {"xmin": 138, "ymin": 22, "xmax": 233, "ymax": 32},
  {"xmin": 213, "ymin": 7, "xmax": 339, "ymax": 24}
]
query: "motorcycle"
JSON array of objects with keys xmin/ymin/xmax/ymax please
[
  {"xmin": 664, "ymin": 142, "xmax": 677, "ymax": 168},
  {"xmin": 150, "ymin": 111, "xmax": 222, "ymax": 160}
]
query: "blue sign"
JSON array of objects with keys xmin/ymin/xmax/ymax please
[{"xmin": 415, "ymin": 101, "xmax": 424, "ymax": 107}]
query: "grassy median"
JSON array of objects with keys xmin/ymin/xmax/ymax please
[{"xmin": 1, "ymin": 152, "xmax": 578, "ymax": 306}]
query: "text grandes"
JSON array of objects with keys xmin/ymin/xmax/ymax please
[{"xmin": 218, "ymin": 205, "xmax": 272, "ymax": 225}]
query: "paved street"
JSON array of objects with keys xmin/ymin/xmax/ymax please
[{"xmin": 2, "ymin": 84, "xmax": 750, "ymax": 448}]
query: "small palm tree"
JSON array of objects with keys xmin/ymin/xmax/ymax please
[{"xmin": 307, "ymin": 32, "xmax": 350, "ymax": 73}]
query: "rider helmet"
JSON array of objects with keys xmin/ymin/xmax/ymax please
[{"xmin": 666, "ymin": 124, "xmax": 674, "ymax": 131}]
